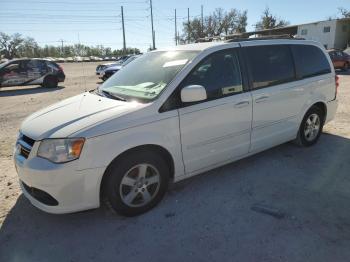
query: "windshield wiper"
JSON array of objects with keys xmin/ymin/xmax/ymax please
[
  {"xmin": 92, "ymin": 87, "xmax": 127, "ymax": 101},
  {"xmin": 101, "ymin": 90, "xmax": 127, "ymax": 101}
]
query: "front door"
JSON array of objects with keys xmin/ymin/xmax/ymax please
[
  {"xmin": 0, "ymin": 60, "xmax": 27, "ymax": 86},
  {"xmin": 178, "ymin": 48, "xmax": 252, "ymax": 174}
]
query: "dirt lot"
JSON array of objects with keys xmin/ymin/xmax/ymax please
[{"xmin": 0, "ymin": 62, "xmax": 350, "ymax": 261}]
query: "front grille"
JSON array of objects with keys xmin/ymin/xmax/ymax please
[
  {"xmin": 22, "ymin": 181, "xmax": 59, "ymax": 206},
  {"xmin": 22, "ymin": 134, "xmax": 35, "ymax": 147},
  {"xmin": 17, "ymin": 133, "xmax": 35, "ymax": 159},
  {"xmin": 20, "ymin": 146, "xmax": 30, "ymax": 158}
]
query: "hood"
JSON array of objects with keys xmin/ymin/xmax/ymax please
[{"xmin": 21, "ymin": 92, "xmax": 145, "ymax": 140}]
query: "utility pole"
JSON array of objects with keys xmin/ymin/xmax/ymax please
[
  {"xmin": 187, "ymin": 8, "xmax": 190, "ymax": 43},
  {"xmin": 150, "ymin": 0, "xmax": 155, "ymax": 50},
  {"xmin": 121, "ymin": 6, "xmax": 126, "ymax": 54},
  {"xmin": 201, "ymin": 5, "xmax": 204, "ymax": 37},
  {"xmin": 174, "ymin": 9, "xmax": 177, "ymax": 45},
  {"xmin": 59, "ymin": 39, "xmax": 64, "ymax": 56}
]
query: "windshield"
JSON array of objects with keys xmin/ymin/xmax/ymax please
[{"xmin": 100, "ymin": 50, "xmax": 199, "ymax": 101}]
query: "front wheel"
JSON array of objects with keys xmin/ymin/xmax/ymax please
[
  {"xmin": 103, "ymin": 151, "xmax": 169, "ymax": 216},
  {"xmin": 295, "ymin": 106, "xmax": 324, "ymax": 147}
]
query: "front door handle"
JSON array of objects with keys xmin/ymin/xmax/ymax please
[
  {"xmin": 255, "ymin": 95, "xmax": 269, "ymax": 103},
  {"xmin": 234, "ymin": 100, "xmax": 250, "ymax": 108}
]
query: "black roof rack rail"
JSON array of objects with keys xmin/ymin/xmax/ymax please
[
  {"xmin": 195, "ymin": 36, "xmax": 222, "ymax": 43},
  {"xmin": 225, "ymin": 34, "xmax": 305, "ymax": 43}
]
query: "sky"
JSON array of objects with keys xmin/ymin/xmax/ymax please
[{"xmin": 1, "ymin": 0, "xmax": 349, "ymax": 53}]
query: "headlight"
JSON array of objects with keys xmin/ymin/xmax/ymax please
[{"xmin": 37, "ymin": 138, "xmax": 85, "ymax": 163}]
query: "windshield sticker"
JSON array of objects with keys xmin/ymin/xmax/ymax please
[{"xmin": 163, "ymin": 59, "xmax": 188, "ymax": 68}]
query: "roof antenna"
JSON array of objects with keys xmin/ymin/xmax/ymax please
[{"xmin": 77, "ymin": 33, "xmax": 87, "ymax": 92}]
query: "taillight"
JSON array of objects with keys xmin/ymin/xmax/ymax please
[{"xmin": 335, "ymin": 75, "xmax": 339, "ymax": 98}]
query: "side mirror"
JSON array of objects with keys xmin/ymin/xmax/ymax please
[{"xmin": 181, "ymin": 85, "xmax": 207, "ymax": 103}]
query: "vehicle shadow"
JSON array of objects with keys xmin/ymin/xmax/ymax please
[
  {"xmin": 0, "ymin": 86, "xmax": 65, "ymax": 97},
  {"xmin": 1, "ymin": 133, "xmax": 350, "ymax": 261}
]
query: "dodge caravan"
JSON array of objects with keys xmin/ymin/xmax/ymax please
[{"xmin": 14, "ymin": 38, "xmax": 338, "ymax": 216}]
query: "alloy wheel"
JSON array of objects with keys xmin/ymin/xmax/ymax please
[
  {"xmin": 119, "ymin": 164, "xmax": 160, "ymax": 207},
  {"xmin": 304, "ymin": 113, "xmax": 321, "ymax": 142}
]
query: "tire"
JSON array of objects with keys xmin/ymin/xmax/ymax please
[
  {"xmin": 42, "ymin": 75, "xmax": 58, "ymax": 88},
  {"xmin": 103, "ymin": 151, "xmax": 170, "ymax": 216},
  {"xmin": 294, "ymin": 106, "xmax": 324, "ymax": 147},
  {"xmin": 343, "ymin": 62, "xmax": 349, "ymax": 71}
]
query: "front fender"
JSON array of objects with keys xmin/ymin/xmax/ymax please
[{"xmin": 77, "ymin": 114, "xmax": 184, "ymax": 179}]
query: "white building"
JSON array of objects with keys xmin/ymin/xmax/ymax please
[
  {"xmin": 243, "ymin": 18, "xmax": 350, "ymax": 50},
  {"xmin": 296, "ymin": 18, "xmax": 350, "ymax": 49}
]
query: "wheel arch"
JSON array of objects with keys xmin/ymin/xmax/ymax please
[
  {"xmin": 99, "ymin": 144, "xmax": 175, "ymax": 199},
  {"xmin": 311, "ymin": 101, "xmax": 327, "ymax": 123}
]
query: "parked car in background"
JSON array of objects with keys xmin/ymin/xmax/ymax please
[
  {"xmin": 0, "ymin": 58, "xmax": 65, "ymax": 88},
  {"xmin": 96, "ymin": 62, "xmax": 120, "ymax": 75},
  {"xmin": 74, "ymin": 56, "xmax": 83, "ymax": 62},
  {"xmin": 99, "ymin": 55, "xmax": 140, "ymax": 81},
  {"xmin": 56, "ymin": 58, "xmax": 65, "ymax": 63},
  {"xmin": 116, "ymin": 55, "xmax": 133, "ymax": 63},
  {"xmin": 44, "ymin": 57, "xmax": 55, "ymax": 62},
  {"xmin": 14, "ymin": 39, "xmax": 338, "ymax": 216},
  {"xmin": 327, "ymin": 50, "xmax": 350, "ymax": 71},
  {"xmin": 66, "ymin": 57, "xmax": 74, "ymax": 63}
]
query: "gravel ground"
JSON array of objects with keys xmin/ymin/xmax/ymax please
[{"xmin": 0, "ymin": 62, "xmax": 350, "ymax": 262}]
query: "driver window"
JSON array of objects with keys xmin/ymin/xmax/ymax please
[{"xmin": 182, "ymin": 49, "xmax": 243, "ymax": 100}]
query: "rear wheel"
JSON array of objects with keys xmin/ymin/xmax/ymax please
[
  {"xmin": 42, "ymin": 75, "xmax": 58, "ymax": 88},
  {"xmin": 295, "ymin": 106, "xmax": 324, "ymax": 147},
  {"xmin": 103, "ymin": 151, "xmax": 169, "ymax": 216}
]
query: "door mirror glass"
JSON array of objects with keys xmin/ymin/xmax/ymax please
[{"xmin": 181, "ymin": 85, "xmax": 207, "ymax": 103}]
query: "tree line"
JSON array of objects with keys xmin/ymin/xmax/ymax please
[
  {"xmin": 180, "ymin": 6, "xmax": 350, "ymax": 42},
  {"xmin": 0, "ymin": 32, "xmax": 140, "ymax": 59}
]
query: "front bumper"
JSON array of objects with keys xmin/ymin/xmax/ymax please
[{"xmin": 14, "ymin": 140, "xmax": 105, "ymax": 214}]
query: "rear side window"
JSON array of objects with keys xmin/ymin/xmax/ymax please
[
  {"xmin": 27, "ymin": 60, "xmax": 47, "ymax": 70},
  {"xmin": 46, "ymin": 61, "xmax": 60, "ymax": 70},
  {"xmin": 245, "ymin": 45, "xmax": 295, "ymax": 89},
  {"xmin": 292, "ymin": 45, "xmax": 331, "ymax": 79}
]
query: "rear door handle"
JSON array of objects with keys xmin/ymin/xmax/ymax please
[
  {"xmin": 234, "ymin": 100, "xmax": 250, "ymax": 108},
  {"xmin": 255, "ymin": 95, "xmax": 269, "ymax": 103}
]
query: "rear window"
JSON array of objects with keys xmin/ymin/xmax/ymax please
[
  {"xmin": 245, "ymin": 45, "xmax": 295, "ymax": 89},
  {"xmin": 292, "ymin": 45, "xmax": 331, "ymax": 78},
  {"xmin": 46, "ymin": 61, "xmax": 60, "ymax": 70}
]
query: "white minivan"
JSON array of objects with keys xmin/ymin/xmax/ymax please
[{"xmin": 14, "ymin": 38, "xmax": 338, "ymax": 216}]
